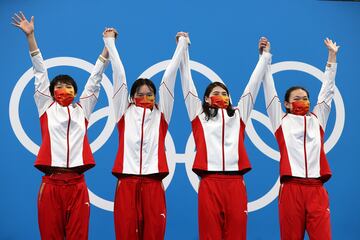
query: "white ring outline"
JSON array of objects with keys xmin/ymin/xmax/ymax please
[
  {"xmin": 9, "ymin": 58, "xmax": 345, "ymax": 213},
  {"xmin": 142, "ymin": 60, "xmax": 277, "ymax": 210},
  {"xmin": 181, "ymin": 61, "xmax": 345, "ymax": 212},
  {"xmin": 244, "ymin": 62, "xmax": 345, "ymax": 211},
  {"xmin": 9, "ymin": 57, "xmax": 118, "ymax": 211},
  {"xmin": 86, "ymin": 106, "xmax": 178, "ymax": 211},
  {"xmin": 86, "ymin": 60, "xmax": 188, "ymax": 211},
  {"xmin": 246, "ymin": 61, "xmax": 345, "ymax": 161},
  {"xmin": 9, "ymin": 57, "xmax": 116, "ymax": 155},
  {"xmin": 9, "ymin": 58, "xmax": 181, "ymax": 212}
]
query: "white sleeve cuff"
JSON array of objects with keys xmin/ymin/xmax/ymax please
[{"xmin": 30, "ymin": 49, "xmax": 40, "ymax": 57}]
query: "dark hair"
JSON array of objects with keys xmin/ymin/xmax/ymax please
[
  {"xmin": 130, "ymin": 78, "xmax": 157, "ymax": 98},
  {"xmin": 202, "ymin": 82, "xmax": 235, "ymax": 120},
  {"xmin": 49, "ymin": 74, "xmax": 78, "ymax": 96},
  {"xmin": 284, "ymin": 86, "xmax": 310, "ymax": 113}
]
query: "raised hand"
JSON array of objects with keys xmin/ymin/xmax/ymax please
[
  {"xmin": 176, "ymin": 31, "xmax": 190, "ymax": 44},
  {"xmin": 12, "ymin": 11, "xmax": 34, "ymax": 36},
  {"xmin": 324, "ymin": 38, "xmax": 339, "ymax": 63},
  {"xmin": 12, "ymin": 11, "xmax": 38, "ymax": 51},
  {"xmin": 324, "ymin": 38, "xmax": 340, "ymax": 54},
  {"xmin": 259, "ymin": 37, "xmax": 270, "ymax": 54},
  {"xmin": 103, "ymin": 27, "xmax": 118, "ymax": 39}
]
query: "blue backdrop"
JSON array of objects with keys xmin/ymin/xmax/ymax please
[{"xmin": 1, "ymin": 0, "xmax": 360, "ymax": 239}]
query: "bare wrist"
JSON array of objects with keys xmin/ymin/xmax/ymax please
[{"xmin": 26, "ymin": 32, "xmax": 35, "ymax": 38}]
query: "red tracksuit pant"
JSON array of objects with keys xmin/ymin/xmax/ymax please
[
  {"xmin": 38, "ymin": 172, "xmax": 90, "ymax": 240},
  {"xmin": 279, "ymin": 178, "xmax": 331, "ymax": 240},
  {"xmin": 198, "ymin": 174, "xmax": 248, "ymax": 240},
  {"xmin": 114, "ymin": 175, "xmax": 166, "ymax": 240}
]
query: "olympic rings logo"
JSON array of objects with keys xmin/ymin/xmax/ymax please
[{"xmin": 9, "ymin": 57, "xmax": 345, "ymax": 212}]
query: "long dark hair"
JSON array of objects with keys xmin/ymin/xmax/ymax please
[
  {"xmin": 130, "ymin": 78, "xmax": 157, "ymax": 98},
  {"xmin": 202, "ymin": 82, "xmax": 235, "ymax": 120},
  {"xmin": 284, "ymin": 86, "xmax": 310, "ymax": 113}
]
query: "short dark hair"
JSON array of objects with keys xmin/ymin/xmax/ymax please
[
  {"xmin": 49, "ymin": 74, "xmax": 78, "ymax": 96},
  {"xmin": 202, "ymin": 82, "xmax": 235, "ymax": 120},
  {"xmin": 284, "ymin": 86, "xmax": 310, "ymax": 113},
  {"xmin": 130, "ymin": 78, "xmax": 156, "ymax": 98}
]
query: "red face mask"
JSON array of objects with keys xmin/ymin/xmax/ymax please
[
  {"xmin": 134, "ymin": 95, "xmax": 155, "ymax": 109},
  {"xmin": 54, "ymin": 88, "xmax": 75, "ymax": 106},
  {"xmin": 291, "ymin": 100, "xmax": 310, "ymax": 116},
  {"xmin": 210, "ymin": 95, "xmax": 229, "ymax": 109}
]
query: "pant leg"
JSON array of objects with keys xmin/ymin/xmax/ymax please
[
  {"xmin": 38, "ymin": 178, "xmax": 66, "ymax": 240},
  {"xmin": 279, "ymin": 182, "xmax": 306, "ymax": 240},
  {"xmin": 114, "ymin": 178, "xmax": 139, "ymax": 240},
  {"xmin": 142, "ymin": 180, "xmax": 167, "ymax": 240},
  {"xmin": 223, "ymin": 177, "xmax": 247, "ymax": 240},
  {"xmin": 66, "ymin": 179, "xmax": 90, "ymax": 240},
  {"xmin": 198, "ymin": 177, "xmax": 223, "ymax": 240},
  {"xmin": 306, "ymin": 186, "xmax": 331, "ymax": 240}
]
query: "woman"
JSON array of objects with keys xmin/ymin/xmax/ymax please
[
  {"xmin": 179, "ymin": 36, "xmax": 272, "ymax": 239},
  {"xmin": 12, "ymin": 12, "xmax": 112, "ymax": 239},
  {"xmin": 262, "ymin": 38, "xmax": 339, "ymax": 240},
  {"xmin": 104, "ymin": 31, "xmax": 190, "ymax": 239}
]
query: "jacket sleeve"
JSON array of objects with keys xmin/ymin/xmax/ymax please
[
  {"xmin": 312, "ymin": 62, "xmax": 337, "ymax": 130},
  {"xmin": 158, "ymin": 36, "xmax": 189, "ymax": 123},
  {"xmin": 31, "ymin": 49, "xmax": 53, "ymax": 116},
  {"xmin": 238, "ymin": 52, "xmax": 272, "ymax": 124},
  {"xmin": 179, "ymin": 41, "xmax": 203, "ymax": 121},
  {"xmin": 104, "ymin": 37, "xmax": 129, "ymax": 123},
  {"xmin": 79, "ymin": 55, "xmax": 109, "ymax": 120},
  {"xmin": 262, "ymin": 58, "xmax": 285, "ymax": 133}
]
